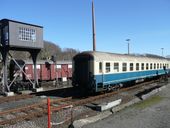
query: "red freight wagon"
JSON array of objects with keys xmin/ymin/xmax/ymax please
[
  {"xmin": 56, "ymin": 61, "xmax": 72, "ymax": 82},
  {"xmin": 10, "ymin": 60, "xmax": 72, "ymax": 82},
  {"xmin": 40, "ymin": 61, "xmax": 55, "ymax": 81},
  {"xmin": 24, "ymin": 60, "xmax": 55, "ymax": 81},
  {"xmin": 24, "ymin": 61, "xmax": 41, "ymax": 80}
]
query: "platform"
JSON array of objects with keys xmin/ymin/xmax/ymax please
[
  {"xmin": 32, "ymin": 87, "xmax": 43, "ymax": 92},
  {"xmin": 96, "ymin": 99, "xmax": 122, "ymax": 111},
  {"xmin": 5, "ymin": 92, "xmax": 15, "ymax": 96}
]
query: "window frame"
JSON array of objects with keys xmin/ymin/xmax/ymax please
[
  {"xmin": 122, "ymin": 63, "xmax": 127, "ymax": 72},
  {"xmin": 130, "ymin": 63, "xmax": 133, "ymax": 71},
  {"xmin": 114, "ymin": 62, "xmax": 119, "ymax": 72},
  {"xmin": 18, "ymin": 27, "xmax": 36, "ymax": 42},
  {"xmin": 136, "ymin": 63, "xmax": 139, "ymax": 71},
  {"xmin": 99, "ymin": 62, "xmax": 102, "ymax": 73},
  {"xmin": 146, "ymin": 63, "xmax": 149, "ymax": 70},
  {"xmin": 157, "ymin": 63, "xmax": 159, "ymax": 69},
  {"xmin": 150, "ymin": 63, "xmax": 153, "ymax": 70},
  {"xmin": 154, "ymin": 63, "xmax": 156, "ymax": 69},
  {"xmin": 160, "ymin": 63, "xmax": 162, "ymax": 68},
  {"xmin": 105, "ymin": 62, "xmax": 110, "ymax": 73},
  {"xmin": 141, "ymin": 63, "xmax": 144, "ymax": 70}
]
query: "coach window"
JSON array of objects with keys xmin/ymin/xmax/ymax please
[
  {"xmin": 146, "ymin": 63, "xmax": 149, "ymax": 70},
  {"xmin": 141, "ymin": 63, "xmax": 144, "ymax": 70},
  {"xmin": 122, "ymin": 63, "xmax": 127, "ymax": 72},
  {"xmin": 130, "ymin": 63, "xmax": 133, "ymax": 71},
  {"xmin": 164, "ymin": 64, "xmax": 166, "ymax": 70},
  {"xmin": 136, "ymin": 63, "xmax": 139, "ymax": 71},
  {"xmin": 114, "ymin": 63, "xmax": 119, "ymax": 72},
  {"xmin": 154, "ymin": 63, "xmax": 156, "ymax": 69},
  {"xmin": 166, "ymin": 64, "xmax": 168, "ymax": 69},
  {"xmin": 106, "ymin": 63, "xmax": 110, "ymax": 73},
  {"xmin": 160, "ymin": 64, "xmax": 162, "ymax": 68},
  {"xmin": 99, "ymin": 62, "xmax": 102, "ymax": 73},
  {"xmin": 157, "ymin": 63, "xmax": 159, "ymax": 69},
  {"xmin": 150, "ymin": 63, "xmax": 152, "ymax": 70}
]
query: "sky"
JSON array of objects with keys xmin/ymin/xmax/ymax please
[{"xmin": 1, "ymin": 0, "xmax": 170, "ymax": 56}]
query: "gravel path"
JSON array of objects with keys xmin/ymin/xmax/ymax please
[{"xmin": 83, "ymin": 81, "xmax": 170, "ymax": 128}]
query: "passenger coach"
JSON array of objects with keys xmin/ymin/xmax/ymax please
[{"xmin": 72, "ymin": 51, "xmax": 170, "ymax": 92}]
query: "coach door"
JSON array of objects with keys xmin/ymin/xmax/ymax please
[
  {"xmin": 98, "ymin": 62, "xmax": 104, "ymax": 83},
  {"xmin": 74, "ymin": 55, "xmax": 91, "ymax": 87}
]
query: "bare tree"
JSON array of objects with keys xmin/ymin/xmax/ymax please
[{"xmin": 7, "ymin": 40, "xmax": 79, "ymax": 61}]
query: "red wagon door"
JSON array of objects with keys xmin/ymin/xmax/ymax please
[
  {"xmin": 50, "ymin": 64, "xmax": 56, "ymax": 80},
  {"xmin": 61, "ymin": 64, "xmax": 68, "ymax": 82},
  {"xmin": 41, "ymin": 64, "xmax": 47, "ymax": 81},
  {"xmin": 68, "ymin": 64, "xmax": 72, "ymax": 78},
  {"xmin": 46, "ymin": 64, "xmax": 51, "ymax": 80},
  {"xmin": 56, "ymin": 64, "xmax": 62, "ymax": 79},
  {"xmin": 41, "ymin": 62, "xmax": 51, "ymax": 81},
  {"xmin": 24, "ymin": 64, "xmax": 33, "ymax": 80},
  {"xmin": 33, "ymin": 64, "xmax": 41, "ymax": 80}
]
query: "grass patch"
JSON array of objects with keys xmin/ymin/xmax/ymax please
[{"xmin": 134, "ymin": 95, "xmax": 164, "ymax": 109}]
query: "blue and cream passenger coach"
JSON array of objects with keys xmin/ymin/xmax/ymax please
[{"xmin": 72, "ymin": 51, "xmax": 170, "ymax": 92}]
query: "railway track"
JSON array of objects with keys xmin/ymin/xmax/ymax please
[
  {"xmin": 71, "ymin": 79, "xmax": 162, "ymax": 106},
  {"xmin": 0, "ymin": 94, "xmax": 34, "ymax": 104},
  {"xmin": 0, "ymin": 79, "xmax": 167, "ymax": 126},
  {"xmin": 0, "ymin": 97, "xmax": 72, "ymax": 125}
]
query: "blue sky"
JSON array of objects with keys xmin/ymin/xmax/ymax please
[{"xmin": 1, "ymin": 0, "xmax": 170, "ymax": 56}]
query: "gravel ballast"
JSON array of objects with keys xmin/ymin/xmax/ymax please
[{"xmin": 83, "ymin": 81, "xmax": 170, "ymax": 128}]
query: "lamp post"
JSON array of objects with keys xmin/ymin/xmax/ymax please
[
  {"xmin": 126, "ymin": 39, "xmax": 130, "ymax": 55},
  {"xmin": 161, "ymin": 48, "xmax": 164, "ymax": 57}
]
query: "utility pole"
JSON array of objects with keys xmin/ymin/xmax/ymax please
[
  {"xmin": 161, "ymin": 48, "xmax": 164, "ymax": 57},
  {"xmin": 126, "ymin": 39, "xmax": 130, "ymax": 55},
  {"xmin": 92, "ymin": 0, "xmax": 96, "ymax": 51}
]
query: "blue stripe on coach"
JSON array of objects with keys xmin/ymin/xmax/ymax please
[{"xmin": 94, "ymin": 69, "xmax": 168, "ymax": 92}]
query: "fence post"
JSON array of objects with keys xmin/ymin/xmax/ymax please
[{"xmin": 47, "ymin": 98, "xmax": 51, "ymax": 128}]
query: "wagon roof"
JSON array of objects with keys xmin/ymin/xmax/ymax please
[
  {"xmin": 24, "ymin": 60, "xmax": 72, "ymax": 65},
  {"xmin": 79, "ymin": 51, "xmax": 169, "ymax": 62},
  {"xmin": 56, "ymin": 61, "xmax": 72, "ymax": 65},
  {"xmin": 24, "ymin": 60, "xmax": 54, "ymax": 64}
]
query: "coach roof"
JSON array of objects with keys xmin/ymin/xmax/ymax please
[{"xmin": 79, "ymin": 51, "xmax": 168, "ymax": 62}]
